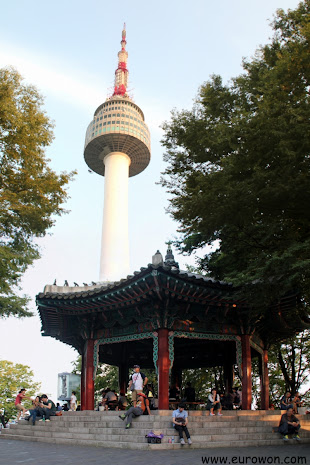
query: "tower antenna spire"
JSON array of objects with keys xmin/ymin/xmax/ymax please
[{"xmin": 112, "ymin": 23, "xmax": 128, "ymax": 97}]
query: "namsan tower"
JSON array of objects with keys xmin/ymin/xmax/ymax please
[{"xmin": 84, "ymin": 24, "xmax": 151, "ymax": 282}]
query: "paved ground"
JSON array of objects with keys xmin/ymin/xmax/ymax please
[{"xmin": 0, "ymin": 439, "xmax": 309, "ymax": 465}]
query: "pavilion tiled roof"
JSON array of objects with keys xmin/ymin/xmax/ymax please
[{"xmin": 36, "ymin": 263, "xmax": 233, "ymax": 301}]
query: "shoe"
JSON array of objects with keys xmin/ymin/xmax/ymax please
[
  {"xmin": 293, "ymin": 435, "xmax": 301, "ymax": 441},
  {"xmin": 125, "ymin": 423, "xmax": 131, "ymax": 429},
  {"xmin": 187, "ymin": 438, "xmax": 192, "ymax": 445},
  {"xmin": 210, "ymin": 413, "xmax": 215, "ymax": 416},
  {"xmin": 119, "ymin": 414, "xmax": 126, "ymax": 421},
  {"xmin": 180, "ymin": 438, "xmax": 185, "ymax": 445},
  {"xmin": 283, "ymin": 435, "xmax": 289, "ymax": 441},
  {"xmin": 32, "ymin": 421, "xmax": 35, "ymax": 426},
  {"xmin": 217, "ymin": 413, "xmax": 223, "ymax": 416},
  {"xmin": 45, "ymin": 419, "xmax": 50, "ymax": 422},
  {"xmin": 39, "ymin": 419, "xmax": 43, "ymax": 422}
]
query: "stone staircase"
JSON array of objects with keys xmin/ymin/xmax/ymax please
[{"xmin": 1, "ymin": 410, "xmax": 310, "ymax": 450}]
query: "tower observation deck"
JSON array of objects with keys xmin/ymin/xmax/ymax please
[{"xmin": 84, "ymin": 24, "xmax": 151, "ymax": 282}]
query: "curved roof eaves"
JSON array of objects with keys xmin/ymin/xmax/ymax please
[{"xmin": 36, "ymin": 263, "xmax": 232, "ymax": 302}]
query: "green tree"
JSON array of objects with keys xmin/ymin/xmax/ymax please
[
  {"xmin": 0, "ymin": 67, "xmax": 75, "ymax": 318},
  {"xmin": 269, "ymin": 330, "xmax": 310, "ymax": 402},
  {"xmin": 0, "ymin": 360, "xmax": 41, "ymax": 422},
  {"xmin": 160, "ymin": 1, "xmax": 310, "ymax": 314}
]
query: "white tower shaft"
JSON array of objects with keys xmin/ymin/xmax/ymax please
[{"xmin": 100, "ymin": 152, "xmax": 131, "ymax": 281}]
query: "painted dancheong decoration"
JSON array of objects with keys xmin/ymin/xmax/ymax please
[{"xmin": 84, "ymin": 24, "xmax": 151, "ymax": 282}]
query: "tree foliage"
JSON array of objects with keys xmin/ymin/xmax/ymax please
[
  {"xmin": 0, "ymin": 67, "xmax": 75, "ymax": 318},
  {"xmin": 268, "ymin": 330, "xmax": 310, "ymax": 401},
  {"xmin": 160, "ymin": 1, "xmax": 310, "ymax": 312},
  {"xmin": 0, "ymin": 359, "xmax": 41, "ymax": 422}
]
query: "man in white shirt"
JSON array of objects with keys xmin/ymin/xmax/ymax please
[{"xmin": 128, "ymin": 365, "xmax": 148, "ymax": 407}]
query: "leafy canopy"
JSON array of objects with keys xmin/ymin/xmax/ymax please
[
  {"xmin": 160, "ymin": 1, "xmax": 310, "ymax": 311},
  {"xmin": 0, "ymin": 359, "xmax": 41, "ymax": 422},
  {"xmin": 0, "ymin": 67, "xmax": 75, "ymax": 318}
]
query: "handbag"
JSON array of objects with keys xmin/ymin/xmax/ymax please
[{"xmin": 130, "ymin": 382, "xmax": 135, "ymax": 392}]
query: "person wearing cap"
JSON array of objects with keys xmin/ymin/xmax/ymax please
[
  {"xmin": 119, "ymin": 392, "xmax": 150, "ymax": 429},
  {"xmin": 128, "ymin": 365, "xmax": 148, "ymax": 407},
  {"xmin": 172, "ymin": 402, "xmax": 192, "ymax": 445}
]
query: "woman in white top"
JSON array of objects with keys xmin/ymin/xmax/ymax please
[
  {"xmin": 207, "ymin": 388, "xmax": 222, "ymax": 416},
  {"xmin": 70, "ymin": 391, "xmax": 77, "ymax": 411}
]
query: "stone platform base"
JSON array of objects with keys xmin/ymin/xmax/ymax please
[{"xmin": 1, "ymin": 410, "xmax": 310, "ymax": 450}]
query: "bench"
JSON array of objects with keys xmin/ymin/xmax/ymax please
[{"xmin": 169, "ymin": 401, "xmax": 205, "ymax": 410}]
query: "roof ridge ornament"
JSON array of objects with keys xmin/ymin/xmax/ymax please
[{"xmin": 164, "ymin": 242, "xmax": 179, "ymax": 269}]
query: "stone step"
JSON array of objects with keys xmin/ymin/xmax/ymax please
[
  {"xmin": 1, "ymin": 432, "xmax": 309, "ymax": 450},
  {"xmin": 11, "ymin": 423, "xmax": 296, "ymax": 435},
  {"xmin": 2, "ymin": 411, "xmax": 310, "ymax": 450},
  {"xmin": 60, "ymin": 409, "xmax": 282, "ymax": 416},
  {"xmin": 4, "ymin": 424, "xmax": 310, "ymax": 441}
]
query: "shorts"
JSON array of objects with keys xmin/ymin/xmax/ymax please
[
  {"xmin": 132, "ymin": 390, "xmax": 143, "ymax": 402},
  {"xmin": 15, "ymin": 404, "xmax": 24, "ymax": 411}
]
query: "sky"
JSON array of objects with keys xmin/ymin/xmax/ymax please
[{"xmin": 0, "ymin": 0, "xmax": 301, "ymax": 402}]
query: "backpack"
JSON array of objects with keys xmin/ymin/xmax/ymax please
[{"xmin": 142, "ymin": 397, "xmax": 150, "ymax": 415}]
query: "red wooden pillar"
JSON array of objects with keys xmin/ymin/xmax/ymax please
[
  {"xmin": 80, "ymin": 351, "xmax": 85, "ymax": 410},
  {"xmin": 84, "ymin": 339, "xmax": 95, "ymax": 411},
  {"xmin": 158, "ymin": 329, "xmax": 170, "ymax": 410},
  {"xmin": 241, "ymin": 335, "xmax": 252, "ymax": 410},
  {"xmin": 260, "ymin": 349, "xmax": 269, "ymax": 410}
]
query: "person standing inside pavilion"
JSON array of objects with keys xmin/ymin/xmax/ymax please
[{"xmin": 128, "ymin": 365, "xmax": 148, "ymax": 407}]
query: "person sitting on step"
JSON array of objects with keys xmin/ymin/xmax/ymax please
[
  {"xmin": 15, "ymin": 388, "xmax": 31, "ymax": 421},
  {"xmin": 207, "ymin": 388, "xmax": 223, "ymax": 416},
  {"xmin": 39, "ymin": 394, "xmax": 56, "ymax": 421},
  {"xmin": 27, "ymin": 396, "xmax": 42, "ymax": 425},
  {"xmin": 292, "ymin": 392, "xmax": 302, "ymax": 414},
  {"xmin": 278, "ymin": 407, "xmax": 301, "ymax": 441},
  {"xmin": 172, "ymin": 402, "xmax": 192, "ymax": 445},
  {"xmin": 117, "ymin": 392, "xmax": 128, "ymax": 411},
  {"xmin": 280, "ymin": 391, "xmax": 293, "ymax": 410},
  {"xmin": 119, "ymin": 392, "xmax": 150, "ymax": 429},
  {"xmin": 102, "ymin": 388, "xmax": 117, "ymax": 410}
]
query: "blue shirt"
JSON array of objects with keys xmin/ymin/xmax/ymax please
[{"xmin": 172, "ymin": 408, "xmax": 188, "ymax": 427}]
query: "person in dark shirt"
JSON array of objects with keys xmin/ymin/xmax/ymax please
[
  {"xmin": 169, "ymin": 384, "xmax": 180, "ymax": 400},
  {"xmin": 39, "ymin": 394, "xmax": 56, "ymax": 421},
  {"xmin": 278, "ymin": 407, "xmax": 301, "ymax": 441},
  {"xmin": 280, "ymin": 391, "xmax": 293, "ymax": 410},
  {"xmin": 62, "ymin": 403, "xmax": 69, "ymax": 411},
  {"xmin": 184, "ymin": 382, "xmax": 195, "ymax": 402}
]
